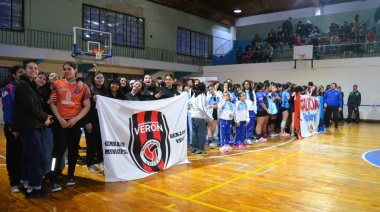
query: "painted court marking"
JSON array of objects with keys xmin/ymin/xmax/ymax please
[
  {"xmin": 362, "ymin": 149, "xmax": 380, "ymax": 168},
  {"xmin": 189, "ymin": 138, "xmax": 296, "ymax": 161}
]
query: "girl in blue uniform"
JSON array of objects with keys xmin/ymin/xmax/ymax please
[
  {"xmin": 256, "ymin": 83, "xmax": 270, "ymax": 142},
  {"xmin": 218, "ymin": 91, "xmax": 235, "ymax": 151},
  {"xmin": 234, "ymin": 92, "xmax": 249, "ymax": 149}
]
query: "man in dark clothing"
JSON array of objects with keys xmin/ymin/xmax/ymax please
[
  {"xmin": 282, "ymin": 17, "xmax": 293, "ymax": 43},
  {"xmin": 236, "ymin": 47, "xmax": 243, "ymax": 64},
  {"xmin": 347, "ymin": 84, "xmax": 361, "ymax": 124},
  {"xmin": 323, "ymin": 82, "xmax": 342, "ymax": 131}
]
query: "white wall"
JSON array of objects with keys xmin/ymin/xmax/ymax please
[{"xmin": 199, "ymin": 57, "xmax": 380, "ymax": 121}]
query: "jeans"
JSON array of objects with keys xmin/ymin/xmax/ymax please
[
  {"xmin": 191, "ymin": 118, "xmax": 207, "ymax": 151},
  {"xmin": 19, "ymin": 129, "xmax": 45, "ymax": 189},
  {"xmin": 41, "ymin": 127, "xmax": 54, "ymax": 174}
]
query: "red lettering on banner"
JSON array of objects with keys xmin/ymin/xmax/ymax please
[{"xmin": 301, "ymin": 97, "xmax": 319, "ymax": 111}]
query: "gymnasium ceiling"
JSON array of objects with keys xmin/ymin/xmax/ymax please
[{"xmin": 147, "ymin": 0, "xmax": 359, "ymax": 26}]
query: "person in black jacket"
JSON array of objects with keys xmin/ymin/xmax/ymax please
[
  {"xmin": 107, "ymin": 78, "xmax": 126, "ymax": 100},
  {"xmin": 84, "ymin": 71, "xmax": 107, "ymax": 173},
  {"xmin": 154, "ymin": 74, "xmax": 180, "ymax": 99},
  {"xmin": 13, "ymin": 61, "xmax": 52, "ymax": 199},
  {"xmin": 347, "ymin": 84, "xmax": 361, "ymax": 124},
  {"xmin": 125, "ymin": 80, "xmax": 158, "ymax": 101}
]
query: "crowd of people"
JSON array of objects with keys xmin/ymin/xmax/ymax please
[
  {"xmin": 2, "ymin": 61, "xmax": 362, "ymax": 199},
  {"xmin": 236, "ymin": 13, "xmax": 380, "ymax": 64}
]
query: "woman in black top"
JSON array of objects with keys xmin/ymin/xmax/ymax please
[
  {"xmin": 155, "ymin": 74, "xmax": 180, "ymax": 99},
  {"xmin": 13, "ymin": 61, "xmax": 52, "ymax": 198},
  {"xmin": 107, "ymin": 78, "xmax": 125, "ymax": 100},
  {"xmin": 126, "ymin": 80, "xmax": 157, "ymax": 101},
  {"xmin": 84, "ymin": 71, "xmax": 107, "ymax": 173}
]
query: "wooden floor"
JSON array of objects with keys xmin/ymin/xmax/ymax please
[{"xmin": 0, "ymin": 123, "xmax": 379, "ymax": 211}]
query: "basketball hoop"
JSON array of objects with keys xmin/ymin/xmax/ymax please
[{"xmin": 92, "ymin": 48, "xmax": 105, "ymax": 60}]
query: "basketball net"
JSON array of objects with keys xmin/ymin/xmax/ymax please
[
  {"xmin": 92, "ymin": 48, "xmax": 105, "ymax": 60},
  {"xmin": 297, "ymin": 53, "xmax": 305, "ymax": 61}
]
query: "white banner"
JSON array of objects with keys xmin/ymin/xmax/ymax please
[
  {"xmin": 300, "ymin": 95, "xmax": 320, "ymax": 137},
  {"xmin": 96, "ymin": 94, "xmax": 190, "ymax": 182}
]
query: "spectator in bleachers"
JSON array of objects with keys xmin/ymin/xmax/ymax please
[
  {"xmin": 351, "ymin": 31, "xmax": 361, "ymax": 53},
  {"xmin": 329, "ymin": 23, "xmax": 339, "ymax": 35},
  {"xmin": 263, "ymin": 43, "xmax": 273, "ymax": 63},
  {"xmin": 276, "ymin": 31, "xmax": 285, "ymax": 53},
  {"xmin": 266, "ymin": 33, "xmax": 276, "ymax": 48},
  {"xmin": 377, "ymin": 18, "xmax": 380, "ymax": 40},
  {"xmin": 304, "ymin": 20, "xmax": 313, "ymax": 36},
  {"xmin": 295, "ymin": 34, "xmax": 303, "ymax": 46},
  {"xmin": 308, "ymin": 34, "xmax": 319, "ymax": 55},
  {"xmin": 282, "ymin": 17, "xmax": 293, "ymax": 43},
  {"xmin": 340, "ymin": 21, "xmax": 351, "ymax": 35},
  {"xmin": 319, "ymin": 33, "xmax": 329, "ymax": 55},
  {"xmin": 365, "ymin": 28, "xmax": 377, "ymax": 52},
  {"xmin": 340, "ymin": 31, "xmax": 350, "ymax": 54},
  {"xmin": 330, "ymin": 32, "xmax": 341, "ymax": 54},
  {"xmin": 359, "ymin": 24, "xmax": 369, "ymax": 42},
  {"xmin": 310, "ymin": 26, "xmax": 320, "ymax": 35},
  {"xmin": 245, "ymin": 43, "xmax": 253, "ymax": 63},
  {"xmin": 236, "ymin": 47, "xmax": 243, "ymax": 64},
  {"xmin": 269, "ymin": 28, "xmax": 277, "ymax": 40},
  {"xmin": 375, "ymin": 5, "xmax": 380, "ymax": 23},
  {"xmin": 252, "ymin": 34, "xmax": 261, "ymax": 47},
  {"xmin": 296, "ymin": 21, "xmax": 305, "ymax": 37},
  {"xmin": 253, "ymin": 43, "xmax": 264, "ymax": 63},
  {"xmin": 351, "ymin": 14, "xmax": 362, "ymax": 34}
]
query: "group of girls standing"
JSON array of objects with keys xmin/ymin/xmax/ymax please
[{"xmin": 189, "ymin": 79, "xmax": 302, "ymax": 154}]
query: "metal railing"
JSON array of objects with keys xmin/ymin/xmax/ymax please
[
  {"xmin": 0, "ymin": 28, "xmax": 212, "ymax": 66},
  {"xmin": 213, "ymin": 42, "xmax": 379, "ymax": 65}
]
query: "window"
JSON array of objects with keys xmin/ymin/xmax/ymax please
[
  {"xmin": 83, "ymin": 4, "xmax": 144, "ymax": 47},
  {"xmin": 0, "ymin": 0, "xmax": 23, "ymax": 30},
  {"xmin": 177, "ymin": 28, "xmax": 212, "ymax": 58},
  {"xmin": 0, "ymin": 67, "xmax": 12, "ymax": 89}
]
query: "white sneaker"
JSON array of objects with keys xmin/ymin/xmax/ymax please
[
  {"xmin": 245, "ymin": 139, "xmax": 253, "ymax": 145},
  {"xmin": 209, "ymin": 142, "xmax": 217, "ymax": 149},
  {"xmin": 11, "ymin": 186, "xmax": 20, "ymax": 193},
  {"xmin": 88, "ymin": 164, "xmax": 101, "ymax": 173},
  {"xmin": 98, "ymin": 162, "xmax": 104, "ymax": 169}
]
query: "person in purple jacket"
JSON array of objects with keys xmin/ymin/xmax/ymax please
[
  {"xmin": 2, "ymin": 65, "xmax": 25, "ymax": 193},
  {"xmin": 323, "ymin": 82, "xmax": 343, "ymax": 131}
]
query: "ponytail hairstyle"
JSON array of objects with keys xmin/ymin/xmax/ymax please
[
  {"xmin": 237, "ymin": 91, "xmax": 245, "ymax": 101},
  {"xmin": 255, "ymin": 82, "xmax": 264, "ymax": 92},
  {"xmin": 194, "ymin": 82, "xmax": 206, "ymax": 97}
]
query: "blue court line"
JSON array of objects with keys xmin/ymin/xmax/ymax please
[{"xmin": 362, "ymin": 149, "xmax": 380, "ymax": 168}]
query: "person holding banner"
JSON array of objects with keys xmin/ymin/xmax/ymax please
[
  {"xmin": 155, "ymin": 74, "xmax": 180, "ymax": 99},
  {"xmin": 323, "ymin": 82, "xmax": 342, "ymax": 131},
  {"xmin": 190, "ymin": 82, "xmax": 213, "ymax": 155},
  {"xmin": 49, "ymin": 62, "xmax": 91, "ymax": 192}
]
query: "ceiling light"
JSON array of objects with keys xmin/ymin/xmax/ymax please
[{"xmin": 234, "ymin": 8, "xmax": 242, "ymax": 14}]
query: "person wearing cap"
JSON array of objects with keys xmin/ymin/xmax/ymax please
[
  {"xmin": 129, "ymin": 79, "xmax": 136, "ymax": 88},
  {"xmin": 2, "ymin": 65, "xmax": 26, "ymax": 193},
  {"xmin": 304, "ymin": 20, "xmax": 313, "ymax": 37}
]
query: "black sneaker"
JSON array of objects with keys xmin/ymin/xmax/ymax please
[
  {"xmin": 25, "ymin": 189, "xmax": 49, "ymax": 199},
  {"xmin": 190, "ymin": 149, "xmax": 197, "ymax": 154},
  {"xmin": 50, "ymin": 183, "xmax": 62, "ymax": 192},
  {"xmin": 66, "ymin": 177, "xmax": 75, "ymax": 186},
  {"xmin": 195, "ymin": 150, "xmax": 207, "ymax": 155}
]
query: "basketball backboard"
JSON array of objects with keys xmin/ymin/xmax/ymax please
[
  {"xmin": 72, "ymin": 27, "xmax": 113, "ymax": 59},
  {"xmin": 293, "ymin": 45, "xmax": 313, "ymax": 60}
]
